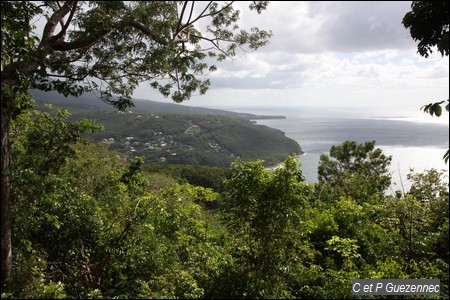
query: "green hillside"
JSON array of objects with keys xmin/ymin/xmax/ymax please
[
  {"xmin": 64, "ymin": 109, "xmax": 302, "ymax": 167},
  {"xmin": 31, "ymin": 89, "xmax": 286, "ymax": 120},
  {"xmin": 32, "ymin": 89, "xmax": 302, "ymax": 167}
]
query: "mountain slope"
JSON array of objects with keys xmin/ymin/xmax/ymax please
[
  {"xmin": 31, "ymin": 89, "xmax": 302, "ymax": 167},
  {"xmin": 70, "ymin": 110, "xmax": 302, "ymax": 167},
  {"xmin": 31, "ymin": 89, "xmax": 285, "ymax": 120}
]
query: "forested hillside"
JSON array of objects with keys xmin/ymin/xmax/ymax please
[
  {"xmin": 36, "ymin": 106, "xmax": 302, "ymax": 167},
  {"xmin": 31, "ymin": 89, "xmax": 286, "ymax": 121},
  {"xmin": 2, "ymin": 1, "xmax": 448, "ymax": 299},
  {"xmin": 32, "ymin": 89, "xmax": 301, "ymax": 167},
  {"xmin": 4, "ymin": 106, "xmax": 448, "ymax": 299}
]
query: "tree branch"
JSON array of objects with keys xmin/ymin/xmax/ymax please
[
  {"xmin": 175, "ymin": 1, "xmax": 189, "ymax": 34},
  {"xmin": 47, "ymin": 30, "xmax": 110, "ymax": 51},
  {"xmin": 186, "ymin": 1, "xmax": 233, "ymax": 27},
  {"xmin": 130, "ymin": 20, "xmax": 169, "ymax": 45},
  {"xmin": 53, "ymin": 1, "xmax": 78, "ymax": 41},
  {"xmin": 41, "ymin": 2, "xmax": 110, "ymax": 52},
  {"xmin": 40, "ymin": 1, "xmax": 75, "ymax": 45}
]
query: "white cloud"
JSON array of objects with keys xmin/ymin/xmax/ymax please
[{"xmin": 130, "ymin": 1, "xmax": 449, "ymax": 110}]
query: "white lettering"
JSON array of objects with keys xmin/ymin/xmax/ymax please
[
  {"xmin": 375, "ymin": 282, "xmax": 383, "ymax": 292},
  {"xmin": 386, "ymin": 283, "xmax": 393, "ymax": 292}
]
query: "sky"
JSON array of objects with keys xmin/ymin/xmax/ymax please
[{"xmin": 131, "ymin": 1, "xmax": 450, "ymax": 110}]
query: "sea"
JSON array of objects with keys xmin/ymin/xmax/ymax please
[{"xmin": 216, "ymin": 106, "xmax": 449, "ymax": 193}]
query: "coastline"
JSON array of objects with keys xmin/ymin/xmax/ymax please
[{"xmin": 234, "ymin": 106, "xmax": 448, "ymax": 187}]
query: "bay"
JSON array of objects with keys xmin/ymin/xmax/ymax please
[{"xmin": 217, "ymin": 106, "xmax": 449, "ymax": 191}]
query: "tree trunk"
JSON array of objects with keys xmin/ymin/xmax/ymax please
[{"xmin": 1, "ymin": 107, "xmax": 12, "ymax": 286}]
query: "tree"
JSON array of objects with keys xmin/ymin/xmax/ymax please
[
  {"xmin": 402, "ymin": 1, "xmax": 449, "ymax": 58},
  {"xmin": 1, "ymin": 1, "xmax": 272, "ymax": 285},
  {"xmin": 402, "ymin": 1, "xmax": 449, "ymax": 163},
  {"xmin": 221, "ymin": 157, "xmax": 311, "ymax": 297},
  {"xmin": 383, "ymin": 169, "xmax": 449, "ymax": 291},
  {"xmin": 316, "ymin": 140, "xmax": 392, "ymax": 203},
  {"xmin": 8, "ymin": 109, "xmax": 110, "ymax": 296}
]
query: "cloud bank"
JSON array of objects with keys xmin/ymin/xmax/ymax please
[{"xmin": 133, "ymin": 1, "xmax": 449, "ymax": 109}]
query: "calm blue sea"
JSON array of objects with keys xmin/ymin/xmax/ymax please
[{"xmin": 217, "ymin": 106, "xmax": 449, "ymax": 191}]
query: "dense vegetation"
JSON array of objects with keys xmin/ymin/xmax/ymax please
[
  {"xmin": 1, "ymin": 1, "xmax": 272, "ymax": 283},
  {"xmin": 2, "ymin": 1, "xmax": 448, "ymax": 298},
  {"xmin": 56, "ymin": 108, "xmax": 302, "ymax": 167},
  {"xmin": 32, "ymin": 90, "xmax": 300, "ymax": 167},
  {"xmin": 31, "ymin": 89, "xmax": 287, "ymax": 121},
  {"xmin": 2, "ymin": 106, "xmax": 448, "ymax": 299}
]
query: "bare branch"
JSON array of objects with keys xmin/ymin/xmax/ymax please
[
  {"xmin": 53, "ymin": 1, "xmax": 78, "ymax": 41},
  {"xmin": 47, "ymin": 29, "xmax": 110, "ymax": 51},
  {"xmin": 130, "ymin": 20, "xmax": 169, "ymax": 45},
  {"xmin": 40, "ymin": 1, "xmax": 74, "ymax": 45},
  {"xmin": 186, "ymin": 1, "xmax": 233, "ymax": 27},
  {"xmin": 55, "ymin": 1, "xmax": 65, "ymax": 28},
  {"xmin": 41, "ymin": 2, "xmax": 110, "ymax": 52},
  {"xmin": 186, "ymin": 1, "xmax": 196, "ymax": 25},
  {"xmin": 190, "ymin": 34, "xmax": 235, "ymax": 59},
  {"xmin": 172, "ymin": 1, "xmax": 213, "ymax": 43},
  {"xmin": 175, "ymin": 1, "xmax": 189, "ymax": 34}
]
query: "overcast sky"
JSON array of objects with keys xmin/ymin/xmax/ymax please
[{"xmin": 132, "ymin": 1, "xmax": 449, "ymax": 110}]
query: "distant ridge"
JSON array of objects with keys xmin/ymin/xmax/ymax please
[
  {"xmin": 30, "ymin": 89, "xmax": 286, "ymax": 120},
  {"xmin": 30, "ymin": 89, "xmax": 300, "ymax": 167}
]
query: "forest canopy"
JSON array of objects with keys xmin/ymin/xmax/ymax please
[
  {"xmin": 1, "ymin": 106, "xmax": 448, "ymax": 299},
  {"xmin": 1, "ymin": 1, "xmax": 449, "ymax": 298}
]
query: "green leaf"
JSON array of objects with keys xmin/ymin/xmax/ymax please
[{"xmin": 432, "ymin": 103, "xmax": 442, "ymax": 117}]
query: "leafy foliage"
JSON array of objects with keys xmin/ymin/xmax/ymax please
[
  {"xmin": 5, "ymin": 111, "xmax": 449, "ymax": 299},
  {"xmin": 402, "ymin": 1, "xmax": 449, "ymax": 58},
  {"xmin": 420, "ymin": 100, "xmax": 449, "ymax": 163},
  {"xmin": 2, "ymin": 1, "xmax": 272, "ymax": 108},
  {"xmin": 403, "ymin": 1, "xmax": 449, "ymax": 164},
  {"xmin": 1, "ymin": 2, "xmax": 272, "ymax": 283},
  {"xmin": 2, "ymin": 1, "xmax": 449, "ymax": 296},
  {"xmin": 421, "ymin": 100, "xmax": 449, "ymax": 117},
  {"xmin": 60, "ymin": 109, "xmax": 302, "ymax": 167},
  {"xmin": 143, "ymin": 164, "xmax": 231, "ymax": 191},
  {"xmin": 317, "ymin": 140, "xmax": 392, "ymax": 203},
  {"xmin": 219, "ymin": 157, "xmax": 313, "ymax": 298}
]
